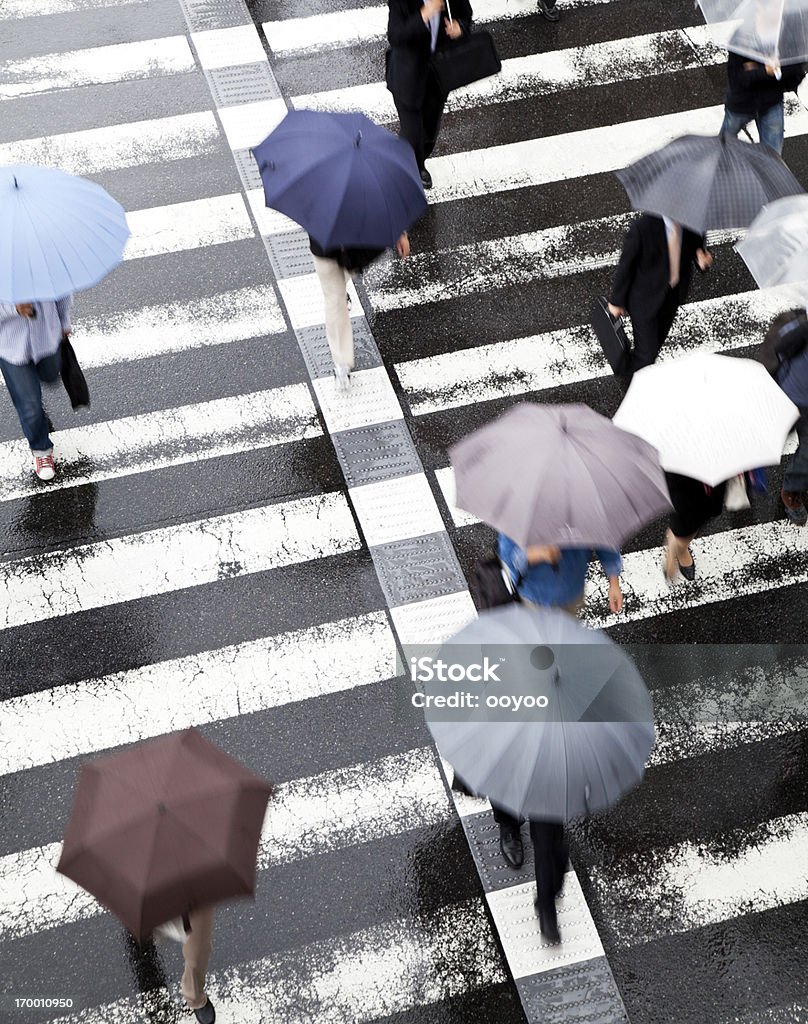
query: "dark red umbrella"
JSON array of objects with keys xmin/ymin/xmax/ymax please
[{"xmin": 56, "ymin": 728, "xmax": 273, "ymax": 941}]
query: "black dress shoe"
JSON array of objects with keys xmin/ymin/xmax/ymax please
[
  {"xmin": 535, "ymin": 898, "xmax": 561, "ymax": 943},
  {"xmin": 499, "ymin": 825, "xmax": 524, "ymax": 868},
  {"xmin": 194, "ymin": 999, "xmax": 216, "ymax": 1024},
  {"xmin": 420, "ymin": 167, "xmax": 433, "ymax": 189},
  {"xmin": 537, "ymin": 0, "xmax": 560, "ymax": 19},
  {"xmin": 678, "ymin": 554, "xmax": 696, "ymax": 581}
]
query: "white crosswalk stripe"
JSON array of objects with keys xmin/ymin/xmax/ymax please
[{"xmin": 1, "ymin": 2, "xmax": 806, "ymax": 1023}]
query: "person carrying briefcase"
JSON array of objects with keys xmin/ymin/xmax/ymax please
[
  {"xmin": 385, "ymin": 0, "xmax": 474, "ymax": 189},
  {"xmin": 604, "ymin": 213, "xmax": 713, "ymax": 378}
]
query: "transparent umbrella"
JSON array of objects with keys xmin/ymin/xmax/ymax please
[
  {"xmin": 735, "ymin": 194, "xmax": 808, "ymax": 286},
  {"xmin": 697, "ymin": 0, "xmax": 808, "ymax": 65}
]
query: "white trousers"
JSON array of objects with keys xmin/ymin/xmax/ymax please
[{"xmin": 312, "ymin": 254, "xmax": 354, "ymax": 370}]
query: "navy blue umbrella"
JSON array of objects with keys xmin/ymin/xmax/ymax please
[{"xmin": 252, "ymin": 109, "xmax": 426, "ymax": 250}]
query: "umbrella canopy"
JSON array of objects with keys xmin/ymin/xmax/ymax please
[
  {"xmin": 423, "ymin": 604, "xmax": 655, "ymax": 821},
  {"xmin": 735, "ymin": 194, "xmax": 808, "ymax": 286},
  {"xmin": 613, "ymin": 352, "xmax": 799, "ymax": 484},
  {"xmin": 57, "ymin": 729, "xmax": 273, "ymax": 941},
  {"xmin": 697, "ymin": 0, "xmax": 808, "ymax": 65},
  {"xmin": 252, "ymin": 109, "xmax": 426, "ymax": 251},
  {"xmin": 615, "ymin": 133, "xmax": 804, "ymax": 233},
  {"xmin": 0, "ymin": 165, "xmax": 129, "ymax": 302},
  {"xmin": 449, "ymin": 403, "xmax": 671, "ymax": 550}
]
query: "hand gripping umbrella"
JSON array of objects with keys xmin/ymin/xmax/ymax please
[
  {"xmin": 252, "ymin": 109, "xmax": 427, "ymax": 251},
  {"xmin": 422, "ymin": 604, "xmax": 655, "ymax": 821},
  {"xmin": 613, "ymin": 352, "xmax": 799, "ymax": 484},
  {"xmin": 0, "ymin": 165, "xmax": 129, "ymax": 302},
  {"xmin": 616, "ymin": 132, "xmax": 804, "ymax": 233},
  {"xmin": 449, "ymin": 402, "xmax": 671, "ymax": 550},
  {"xmin": 57, "ymin": 729, "xmax": 274, "ymax": 941}
]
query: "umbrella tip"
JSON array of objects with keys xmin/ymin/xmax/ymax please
[
  {"xmin": 355, "ymin": 130, "xmax": 362, "ymax": 148},
  {"xmin": 157, "ymin": 802, "xmax": 167, "ymax": 815},
  {"xmin": 13, "ymin": 175, "xmax": 18, "ymax": 188}
]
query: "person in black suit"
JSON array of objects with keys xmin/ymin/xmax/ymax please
[
  {"xmin": 607, "ymin": 213, "xmax": 712, "ymax": 374},
  {"xmin": 490, "ymin": 804, "xmax": 568, "ymax": 944},
  {"xmin": 385, "ymin": 0, "xmax": 473, "ymax": 188}
]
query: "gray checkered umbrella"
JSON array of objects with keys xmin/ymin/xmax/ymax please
[{"xmin": 616, "ymin": 133, "xmax": 804, "ymax": 233}]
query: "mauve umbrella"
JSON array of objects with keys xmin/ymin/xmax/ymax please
[
  {"xmin": 423, "ymin": 604, "xmax": 655, "ymax": 821},
  {"xmin": 56, "ymin": 729, "xmax": 273, "ymax": 941},
  {"xmin": 449, "ymin": 403, "xmax": 671, "ymax": 550},
  {"xmin": 252, "ymin": 109, "xmax": 426, "ymax": 250},
  {"xmin": 616, "ymin": 132, "xmax": 804, "ymax": 233}
]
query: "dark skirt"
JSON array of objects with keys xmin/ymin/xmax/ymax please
[{"xmin": 666, "ymin": 472, "xmax": 726, "ymax": 538}]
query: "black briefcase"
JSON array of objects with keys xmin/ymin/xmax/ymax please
[
  {"xmin": 430, "ymin": 7, "xmax": 501, "ymax": 95},
  {"xmin": 60, "ymin": 335, "xmax": 90, "ymax": 409},
  {"xmin": 591, "ymin": 296, "xmax": 631, "ymax": 376}
]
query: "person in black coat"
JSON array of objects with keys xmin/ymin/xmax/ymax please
[
  {"xmin": 385, "ymin": 0, "xmax": 473, "ymax": 188},
  {"xmin": 663, "ymin": 472, "xmax": 727, "ymax": 582},
  {"xmin": 607, "ymin": 214, "xmax": 712, "ymax": 374},
  {"xmin": 721, "ymin": 51, "xmax": 805, "ymax": 155}
]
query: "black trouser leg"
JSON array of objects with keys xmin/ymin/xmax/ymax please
[
  {"xmin": 421, "ymin": 75, "xmax": 447, "ymax": 162},
  {"xmin": 629, "ymin": 288, "xmax": 679, "ymax": 373},
  {"xmin": 393, "ymin": 97, "xmax": 426, "ymax": 170},
  {"xmin": 491, "ymin": 802, "xmax": 521, "ymax": 829},
  {"xmin": 529, "ymin": 820, "xmax": 567, "ymax": 913}
]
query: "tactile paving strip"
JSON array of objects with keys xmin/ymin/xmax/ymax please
[
  {"xmin": 372, "ymin": 531, "xmax": 468, "ymax": 606},
  {"xmin": 389, "ymin": 591, "xmax": 477, "ymax": 647},
  {"xmin": 331, "ymin": 420, "xmax": 422, "ymax": 487},
  {"xmin": 486, "ymin": 879, "xmax": 605, "ymax": 979},
  {"xmin": 192, "ymin": 26, "xmax": 268, "ymax": 68},
  {"xmin": 178, "ymin": 0, "xmax": 249, "ymax": 30},
  {"xmin": 462, "ymin": 810, "xmax": 543, "ymax": 893},
  {"xmin": 350, "ymin": 474, "xmax": 446, "ymax": 547},
  {"xmin": 265, "ymin": 230, "xmax": 318, "ymax": 279},
  {"xmin": 311, "ymin": 367, "xmax": 402, "ymax": 434},
  {"xmin": 232, "ymin": 149, "xmax": 264, "ymax": 191},
  {"xmin": 517, "ymin": 959, "xmax": 630, "ymax": 1024},
  {"xmin": 296, "ymin": 320, "xmax": 382, "ymax": 378},
  {"xmin": 206, "ymin": 63, "xmax": 281, "ymax": 106}
]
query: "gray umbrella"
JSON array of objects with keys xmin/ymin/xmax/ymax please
[
  {"xmin": 449, "ymin": 402, "xmax": 671, "ymax": 550},
  {"xmin": 616, "ymin": 133, "xmax": 804, "ymax": 233},
  {"xmin": 423, "ymin": 604, "xmax": 655, "ymax": 821}
]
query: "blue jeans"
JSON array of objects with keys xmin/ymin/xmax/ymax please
[
  {"xmin": 784, "ymin": 413, "xmax": 808, "ymax": 493},
  {"xmin": 0, "ymin": 351, "xmax": 61, "ymax": 451},
  {"xmin": 721, "ymin": 104, "xmax": 785, "ymax": 155}
]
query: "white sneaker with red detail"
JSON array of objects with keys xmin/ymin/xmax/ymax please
[{"xmin": 33, "ymin": 450, "xmax": 56, "ymax": 481}]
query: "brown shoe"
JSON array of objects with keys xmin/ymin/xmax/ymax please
[{"xmin": 781, "ymin": 488, "xmax": 808, "ymax": 525}]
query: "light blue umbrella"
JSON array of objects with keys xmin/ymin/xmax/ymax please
[{"xmin": 0, "ymin": 165, "xmax": 130, "ymax": 302}]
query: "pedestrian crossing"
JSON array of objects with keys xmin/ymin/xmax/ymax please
[{"xmin": 1, "ymin": 0, "xmax": 807, "ymax": 1023}]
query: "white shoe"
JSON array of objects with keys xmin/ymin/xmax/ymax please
[
  {"xmin": 33, "ymin": 449, "xmax": 56, "ymax": 481},
  {"xmin": 334, "ymin": 365, "xmax": 351, "ymax": 394}
]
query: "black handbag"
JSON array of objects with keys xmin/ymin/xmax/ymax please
[
  {"xmin": 430, "ymin": 0, "xmax": 501, "ymax": 94},
  {"xmin": 60, "ymin": 334, "xmax": 90, "ymax": 409},
  {"xmin": 471, "ymin": 555, "xmax": 522, "ymax": 611},
  {"xmin": 591, "ymin": 295, "xmax": 631, "ymax": 377}
]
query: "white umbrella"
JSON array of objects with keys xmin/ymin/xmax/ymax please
[
  {"xmin": 613, "ymin": 352, "xmax": 799, "ymax": 485},
  {"xmin": 697, "ymin": 0, "xmax": 808, "ymax": 65},
  {"xmin": 735, "ymin": 195, "xmax": 808, "ymax": 286}
]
